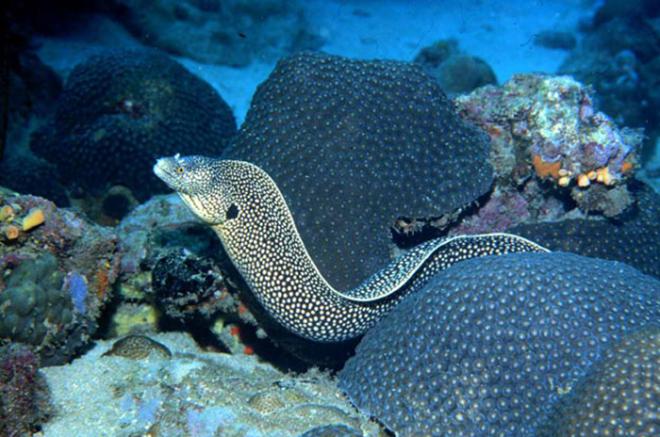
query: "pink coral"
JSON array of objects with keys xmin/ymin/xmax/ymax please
[{"xmin": 0, "ymin": 344, "xmax": 50, "ymax": 436}]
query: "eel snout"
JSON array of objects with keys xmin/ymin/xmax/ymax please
[{"xmin": 153, "ymin": 155, "xmax": 183, "ymax": 191}]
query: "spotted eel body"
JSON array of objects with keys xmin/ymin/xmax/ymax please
[{"xmin": 154, "ymin": 155, "xmax": 549, "ymax": 342}]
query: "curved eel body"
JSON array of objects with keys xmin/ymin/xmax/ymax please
[{"xmin": 154, "ymin": 155, "xmax": 549, "ymax": 342}]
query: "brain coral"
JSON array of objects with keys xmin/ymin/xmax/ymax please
[
  {"xmin": 31, "ymin": 49, "xmax": 236, "ymax": 200},
  {"xmin": 538, "ymin": 325, "xmax": 659, "ymax": 437},
  {"xmin": 223, "ymin": 51, "xmax": 493, "ymax": 290},
  {"xmin": 510, "ymin": 184, "xmax": 660, "ymax": 278},
  {"xmin": 338, "ymin": 252, "xmax": 660, "ymax": 436}
]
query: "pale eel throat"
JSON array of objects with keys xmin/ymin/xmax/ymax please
[{"xmin": 154, "ymin": 154, "xmax": 550, "ymax": 343}]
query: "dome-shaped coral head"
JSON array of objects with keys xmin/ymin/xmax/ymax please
[{"xmin": 153, "ymin": 154, "xmax": 277, "ymax": 233}]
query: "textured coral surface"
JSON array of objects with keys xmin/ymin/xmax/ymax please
[
  {"xmin": 339, "ymin": 252, "xmax": 660, "ymax": 436},
  {"xmin": 224, "ymin": 51, "xmax": 493, "ymax": 290},
  {"xmin": 538, "ymin": 325, "xmax": 659, "ymax": 437},
  {"xmin": 31, "ymin": 49, "xmax": 236, "ymax": 200},
  {"xmin": 0, "ymin": 193, "xmax": 119, "ymax": 365},
  {"xmin": 511, "ymin": 184, "xmax": 660, "ymax": 278},
  {"xmin": 0, "ymin": 344, "xmax": 50, "ymax": 437}
]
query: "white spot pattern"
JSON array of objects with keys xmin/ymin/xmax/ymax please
[{"xmin": 154, "ymin": 156, "xmax": 549, "ymax": 342}]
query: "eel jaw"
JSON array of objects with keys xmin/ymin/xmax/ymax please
[
  {"xmin": 152, "ymin": 157, "xmax": 177, "ymax": 190},
  {"xmin": 153, "ymin": 155, "xmax": 193, "ymax": 195}
]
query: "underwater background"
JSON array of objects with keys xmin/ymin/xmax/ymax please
[{"xmin": 1, "ymin": 0, "xmax": 659, "ymax": 436}]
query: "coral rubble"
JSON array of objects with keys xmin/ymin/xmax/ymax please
[{"xmin": 41, "ymin": 332, "xmax": 382, "ymax": 436}]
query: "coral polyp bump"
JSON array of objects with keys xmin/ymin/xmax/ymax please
[{"xmin": 538, "ymin": 325, "xmax": 660, "ymax": 437}]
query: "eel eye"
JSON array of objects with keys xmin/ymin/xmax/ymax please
[
  {"xmin": 176, "ymin": 166, "xmax": 184, "ymax": 174},
  {"xmin": 226, "ymin": 203, "xmax": 239, "ymax": 220}
]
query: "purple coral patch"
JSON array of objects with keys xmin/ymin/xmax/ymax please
[{"xmin": 65, "ymin": 272, "xmax": 87, "ymax": 315}]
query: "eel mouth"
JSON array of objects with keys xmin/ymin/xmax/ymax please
[{"xmin": 153, "ymin": 157, "xmax": 183, "ymax": 192}]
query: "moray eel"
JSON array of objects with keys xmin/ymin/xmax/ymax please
[{"xmin": 154, "ymin": 154, "xmax": 549, "ymax": 342}]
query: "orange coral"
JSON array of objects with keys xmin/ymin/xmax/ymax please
[
  {"xmin": 596, "ymin": 167, "xmax": 614, "ymax": 185},
  {"xmin": 487, "ymin": 125, "xmax": 503, "ymax": 138},
  {"xmin": 94, "ymin": 262, "xmax": 110, "ymax": 301},
  {"xmin": 0, "ymin": 205, "xmax": 14, "ymax": 221},
  {"xmin": 532, "ymin": 154, "xmax": 561, "ymax": 179},
  {"xmin": 577, "ymin": 174, "xmax": 590, "ymax": 188},
  {"xmin": 21, "ymin": 208, "xmax": 45, "ymax": 231},
  {"xmin": 3, "ymin": 224, "xmax": 20, "ymax": 240},
  {"xmin": 621, "ymin": 161, "xmax": 633, "ymax": 174}
]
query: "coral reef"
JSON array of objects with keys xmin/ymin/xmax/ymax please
[
  {"xmin": 0, "ymin": 260, "xmax": 93, "ymax": 364},
  {"xmin": 40, "ymin": 332, "xmax": 383, "ymax": 436},
  {"xmin": 115, "ymin": 193, "xmax": 200, "ymax": 289},
  {"xmin": 538, "ymin": 325, "xmax": 659, "ymax": 437},
  {"xmin": 413, "ymin": 38, "xmax": 497, "ymax": 96},
  {"xmin": 31, "ymin": 49, "xmax": 236, "ymax": 201},
  {"xmin": 0, "ymin": 192, "xmax": 119, "ymax": 364},
  {"xmin": 0, "ymin": 16, "xmax": 67, "ymax": 204},
  {"xmin": 559, "ymin": 0, "xmax": 660, "ymax": 160},
  {"xmin": 0, "ymin": 255, "xmax": 71, "ymax": 349},
  {"xmin": 106, "ymin": 302, "xmax": 159, "ymax": 337},
  {"xmin": 456, "ymin": 73, "xmax": 642, "ymax": 217},
  {"xmin": 114, "ymin": 193, "xmax": 261, "ymax": 355},
  {"xmin": 224, "ymin": 51, "xmax": 493, "ymax": 290},
  {"xmin": 452, "ymin": 187, "xmax": 534, "ymax": 234},
  {"xmin": 509, "ymin": 183, "xmax": 660, "ymax": 278},
  {"xmin": 0, "ymin": 12, "xmax": 62, "ymax": 135},
  {"xmin": 0, "ymin": 344, "xmax": 50, "ymax": 437},
  {"xmin": 106, "ymin": 0, "xmax": 322, "ymax": 66},
  {"xmin": 0, "ymin": 154, "xmax": 68, "ymax": 207},
  {"xmin": 338, "ymin": 252, "xmax": 660, "ymax": 436}
]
